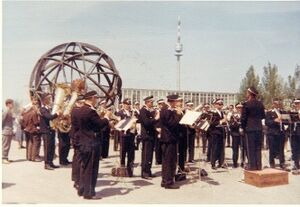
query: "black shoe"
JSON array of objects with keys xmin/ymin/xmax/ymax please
[
  {"xmin": 188, "ymin": 160, "xmax": 195, "ymax": 163},
  {"xmin": 127, "ymin": 167, "xmax": 133, "ymax": 177},
  {"xmin": 240, "ymin": 163, "xmax": 244, "ymax": 168},
  {"xmin": 161, "ymin": 183, "xmax": 165, "ymax": 188},
  {"xmin": 233, "ymin": 163, "xmax": 238, "ymax": 168},
  {"xmin": 165, "ymin": 185, "xmax": 180, "ymax": 189},
  {"xmin": 212, "ymin": 166, "xmax": 217, "ymax": 170},
  {"xmin": 142, "ymin": 172, "xmax": 151, "ymax": 180},
  {"xmin": 44, "ymin": 165, "xmax": 54, "ymax": 170},
  {"xmin": 83, "ymin": 195, "xmax": 102, "ymax": 200},
  {"xmin": 60, "ymin": 161, "xmax": 71, "ymax": 166},
  {"xmin": 50, "ymin": 164, "xmax": 60, "ymax": 168}
]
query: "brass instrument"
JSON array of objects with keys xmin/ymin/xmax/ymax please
[
  {"xmin": 50, "ymin": 79, "xmax": 85, "ymax": 133},
  {"xmin": 274, "ymin": 108, "xmax": 283, "ymax": 131}
]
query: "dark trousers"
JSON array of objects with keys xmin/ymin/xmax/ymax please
[
  {"xmin": 141, "ymin": 139, "xmax": 155, "ymax": 175},
  {"xmin": 161, "ymin": 142, "xmax": 177, "ymax": 186},
  {"xmin": 226, "ymin": 128, "xmax": 231, "ymax": 147},
  {"xmin": 26, "ymin": 133, "xmax": 41, "ymax": 161},
  {"xmin": 78, "ymin": 145, "xmax": 100, "ymax": 197},
  {"xmin": 188, "ymin": 133, "xmax": 195, "ymax": 161},
  {"xmin": 291, "ymin": 134, "xmax": 300, "ymax": 169},
  {"xmin": 101, "ymin": 133, "xmax": 110, "ymax": 158},
  {"xmin": 211, "ymin": 132, "xmax": 225, "ymax": 167},
  {"xmin": 201, "ymin": 131, "xmax": 208, "ymax": 154},
  {"xmin": 245, "ymin": 131, "xmax": 262, "ymax": 170},
  {"xmin": 42, "ymin": 131, "xmax": 55, "ymax": 165},
  {"xmin": 72, "ymin": 146, "xmax": 80, "ymax": 185},
  {"xmin": 240, "ymin": 134, "xmax": 248, "ymax": 165},
  {"xmin": 232, "ymin": 135, "xmax": 241, "ymax": 166},
  {"xmin": 178, "ymin": 135, "xmax": 187, "ymax": 171},
  {"xmin": 155, "ymin": 137, "xmax": 162, "ymax": 164},
  {"xmin": 58, "ymin": 131, "xmax": 71, "ymax": 164},
  {"xmin": 268, "ymin": 133, "xmax": 285, "ymax": 166},
  {"xmin": 113, "ymin": 130, "xmax": 120, "ymax": 151},
  {"xmin": 120, "ymin": 134, "xmax": 135, "ymax": 168},
  {"xmin": 206, "ymin": 134, "xmax": 212, "ymax": 161}
]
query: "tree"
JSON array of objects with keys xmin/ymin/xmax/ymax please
[
  {"xmin": 237, "ymin": 65, "xmax": 261, "ymax": 102},
  {"xmin": 284, "ymin": 75, "xmax": 296, "ymax": 100},
  {"xmin": 261, "ymin": 62, "xmax": 284, "ymax": 108}
]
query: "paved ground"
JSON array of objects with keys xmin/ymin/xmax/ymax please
[{"xmin": 2, "ymin": 139, "xmax": 300, "ymax": 204}]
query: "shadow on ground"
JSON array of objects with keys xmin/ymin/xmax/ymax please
[{"xmin": 2, "ymin": 182, "xmax": 15, "ymax": 189}]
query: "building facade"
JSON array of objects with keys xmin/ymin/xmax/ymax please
[{"xmin": 122, "ymin": 88, "xmax": 238, "ymax": 107}]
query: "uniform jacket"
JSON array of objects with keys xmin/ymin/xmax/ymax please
[
  {"xmin": 209, "ymin": 109, "xmax": 225, "ymax": 135},
  {"xmin": 39, "ymin": 106, "xmax": 58, "ymax": 134},
  {"xmin": 241, "ymin": 99, "xmax": 265, "ymax": 132},
  {"xmin": 265, "ymin": 109, "xmax": 283, "ymax": 135},
  {"xmin": 160, "ymin": 105, "xmax": 181, "ymax": 143},
  {"xmin": 70, "ymin": 106, "xmax": 81, "ymax": 145},
  {"xmin": 139, "ymin": 106, "xmax": 158, "ymax": 139},
  {"xmin": 118, "ymin": 109, "xmax": 135, "ymax": 136},
  {"xmin": 77, "ymin": 103, "xmax": 109, "ymax": 147}
]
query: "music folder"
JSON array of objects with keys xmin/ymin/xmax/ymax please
[
  {"xmin": 179, "ymin": 110, "xmax": 202, "ymax": 126},
  {"xmin": 115, "ymin": 118, "xmax": 137, "ymax": 131}
]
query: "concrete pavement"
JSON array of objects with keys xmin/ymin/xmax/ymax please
[{"xmin": 2, "ymin": 139, "xmax": 300, "ymax": 204}]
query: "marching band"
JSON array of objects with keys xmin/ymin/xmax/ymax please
[{"xmin": 10, "ymin": 84, "xmax": 300, "ymax": 198}]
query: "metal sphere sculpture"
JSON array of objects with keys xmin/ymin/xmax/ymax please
[{"xmin": 29, "ymin": 42, "xmax": 122, "ymax": 106}]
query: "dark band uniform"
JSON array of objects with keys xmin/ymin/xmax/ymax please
[
  {"xmin": 291, "ymin": 99, "xmax": 300, "ymax": 170},
  {"xmin": 70, "ymin": 97, "xmax": 83, "ymax": 187},
  {"xmin": 241, "ymin": 87, "xmax": 265, "ymax": 170},
  {"xmin": 265, "ymin": 108, "xmax": 285, "ymax": 168},
  {"xmin": 139, "ymin": 96, "xmax": 158, "ymax": 178},
  {"xmin": 177, "ymin": 109, "xmax": 187, "ymax": 173},
  {"xmin": 118, "ymin": 99, "xmax": 135, "ymax": 177},
  {"xmin": 77, "ymin": 101, "xmax": 109, "ymax": 198},
  {"xmin": 40, "ymin": 103, "xmax": 58, "ymax": 169},
  {"xmin": 160, "ymin": 95, "xmax": 181, "ymax": 188},
  {"xmin": 209, "ymin": 106, "xmax": 225, "ymax": 169},
  {"xmin": 229, "ymin": 109, "xmax": 243, "ymax": 167}
]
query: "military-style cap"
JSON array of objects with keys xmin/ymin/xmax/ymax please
[
  {"xmin": 134, "ymin": 101, "xmax": 140, "ymax": 105},
  {"xmin": 185, "ymin": 100, "xmax": 193, "ymax": 105},
  {"xmin": 122, "ymin": 98, "xmax": 131, "ymax": 105},
  {"xmin": 143, "ymin": 95, "xmax": 154, "ymax": 102},
  {"xmin": 213, "ymin": 98, "xmax": 223, "ymax": 105},
  {"xmin": 157, "ymin": 99, "xmax": 165, "ymax": 104},
  {"xmin": 293, "ymin": 98, "xmax": 300, "ymax": 104},
  {"xmin": 167, "ymin": 94, "xmax": 179, "ymax": 102},
  {"xmin": 83, "ymin": 90, "xmax": 99, "ymax": 99},
  {"xmin": 247, "ymin": 87, "xmax": 259, "ymax": 96}
]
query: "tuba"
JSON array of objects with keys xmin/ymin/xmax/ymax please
[{"xmin": 51, "ymin": 79, "xmax": 85, "ymax": 133}]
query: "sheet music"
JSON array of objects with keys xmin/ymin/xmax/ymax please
[
  {"xmin": 179, "ymin": 110, "xmax": 202, "ymax": 125},
  {"xmin": 114, "ymin": 118, "xmax": 137, "ymax": 131}
]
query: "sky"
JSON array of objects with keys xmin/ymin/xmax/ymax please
[{"xmin": 2, "ymin": 1, "xmax": 300, "ymax": 105}]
